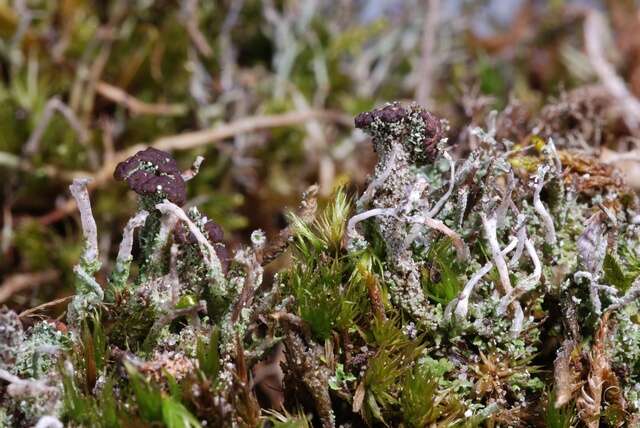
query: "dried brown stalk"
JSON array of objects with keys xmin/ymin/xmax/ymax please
[
  {"xmin": 95, "ymin": 81, "xmax": 187, "ymax": 116},
  {"xmin": 553, "ymin": 339, "xmax": 583, "ymax": 408},
  {"xmin": 584, "ymin": 10, "xmax": 640, "ymax": 133},
  {"xmin": 18, "ymin": 295, "xmax": 74, "ymax": 319},
  {"xmin": 0, "ymin": 270, "xmax": 59, "ymax": 304},
  {"xmin": 576, "ymin": 313, "xmax": 623, "ymax": 427},
  {"xmin": 37, "ymin": 109, "xmax": 351, "ymax": 225},
  {"xmin": 415, "ymin": 0, "xmax": 440, "ymax": 106}
]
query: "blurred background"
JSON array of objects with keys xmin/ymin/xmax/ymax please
[{"xmin": 1, "ymin": 0, "xmax": 640, "ymax": 314}]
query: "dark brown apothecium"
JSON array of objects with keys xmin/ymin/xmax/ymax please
[
  {"xmin": 354, "ymin": 102, "xmax": 407, "ymax": 129},
  {"xmin": 355, "ymin": 102, "xmax": 444, "ymax": 163},
  {"xmin": 419, "ymin": 109, "xmax": 444, "ymax": 161},
  {"xmin": 173, "ymin": 220, "xmax": 225, "ymax": 245},
  {"xmin": 114, "ymin": 147, "xmax": 187, "ymax": 205},
  {"xmin": 203, "ymin": 221, "xmax": 224, "ymax": 243},
  {"xmin": 213, "ymin": 244, "xmax": 230, "ymax": 274},
  {"xmin": 173, "ymin": 219, "xmax": 230, "ymax": 273}
]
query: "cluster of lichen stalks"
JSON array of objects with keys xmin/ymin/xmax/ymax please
[{"xmin": 2, "ymin": 102, "xmax": 640, "ymax": 428}]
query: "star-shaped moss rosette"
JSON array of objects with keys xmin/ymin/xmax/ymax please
[{"xmin": 114, "ymin": 147, "xmax": 187, "ymax": 206}]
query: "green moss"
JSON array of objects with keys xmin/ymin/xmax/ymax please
[
  {"xmin": 401, "ymin": 358, "xmax": 463, "ymax": 428},
  {"xmin": 124, "ymin": 362, "xmax": 202, "ymax": 428},
  {"xmin": 421, "ymin": 238, "xmax": 465, "ymax": 305},
  {"xmin": 62, "ymin": 373, "xmax": 120, "ymax": 428},
  {"xmin": 357, "ymin": 317, "xmax": 423, "ymax": 425},
  {"xmin": 195, "ymin": 326, "xmax": 220, "ymax": 382},
  {"xmin": 105, "ymin": 293, "xmax": 158, "ymax": 351}
]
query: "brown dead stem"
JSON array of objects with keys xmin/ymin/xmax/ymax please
[
  {"xmin": 0, "ymin": 270, "xmax": 59, "ymax": 304},
  {"xmin": 18, "ymin": 295, "xmax": 74, "ymax": 319},
  {"xmin": 95, "ymin": 81, "xmax": 187, "ymax": 116},
  {"xmin": 553, "ymin": 339, "xmax": 583, "ymax": 408},
  {"xmin": 233, "ymin": 334, "xmax": 261, "ymax": 427},
  {"xmin": 282, "ymin": 332, "xmax": 335, "ymax": 428},
  {"xmin": 36, "ymin": 110, "xmax": 351, "ymax": 225},
  {"xmin": 576, "ymin": 313, "xmax": 626, "ymax": 427}
]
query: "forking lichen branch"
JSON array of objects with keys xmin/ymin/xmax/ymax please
[
  {"xmin": 447, "ymin": 237, "xmax": 519, "ymax": 321},
  {"xmin": 532, "ymin": 164, "xmax": 557, "ymax": 245},
  {"xmin": 155, "ymin": 200, "xmax": 226, "ymax": 288}
]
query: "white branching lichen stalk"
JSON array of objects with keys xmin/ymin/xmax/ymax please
[
  {"xmin": 156, "ymin": 200, "xmax": 226, "ymax": 287},
  {"xmin": 532, "ymin": 165, "xmax": 557, "ymax": 245},
  {"xmin": 448, "ymin": 237, "xmax": 519, "ymax": 320},
  {"xmin": 498, "ymin": 237, "xmax": 542, "ymax": 315},
  {"xmin": 181, "ymin": 155, "xmax": 205, "ymax": 181},
  {"xmin": 481, "ymin": 213, "xmax": 514, "ymax": 296}
]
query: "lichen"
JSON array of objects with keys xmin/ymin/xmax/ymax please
[{"xmin": 4, "ymin": 102, "xmax": 640, "ymax": 427}]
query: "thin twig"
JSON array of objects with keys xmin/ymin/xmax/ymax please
[
  {"xmin": 19, "ymin": 295, "xmax": 74, "ymax": 319},
  {"xmin": 0, "ymin": 270, "xmax": 59, "ymax": 304},
  {"xmin": 415, "ymin": 0, "xmax": 440, "ymax": 106},
  {"xmin": 181, "ymin": 0, "xmax": 213, "ymax": 58},
  {"xmin": 584, "ymin": 10, "xmax": 640, "ymax": 132},
  {"xmin": 96, "ymin": 81, "xmax": 188, "ymax": 116},
  {"xmin": 37, "ymin": 109, "xmax": 352, "ymax": 225},
  {"xmin": 152, "ymin": 109, "xmax": 352, "ymax": 152},
  {"xmin": 24, "ymin": 97, "xmax": 89, "ymax": 157},
  {"xmin": 0, "ymin": 151, "xmax": 84, "ymax": 181}
]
